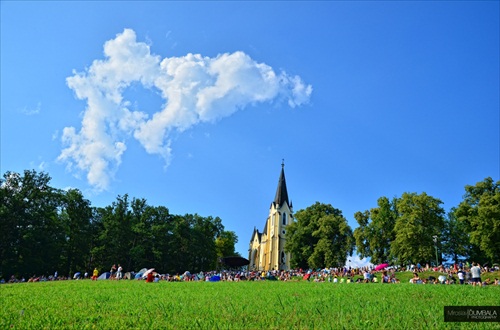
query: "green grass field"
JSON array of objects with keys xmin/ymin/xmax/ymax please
[{"xmin": 1, "ymin": 275, "xmax": 499, "ymax": 329}]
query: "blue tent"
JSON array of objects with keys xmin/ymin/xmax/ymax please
[
  {"xmin": 135, "ymin": 268, "xmax": 148, "ymax": 279},
  {"xmin": 97, "ymin": 272, "xmax": 110, "ymax": 280},
  {"xmin": 209, "ymin": 275, "xmax": 221, "ymax": 282}
]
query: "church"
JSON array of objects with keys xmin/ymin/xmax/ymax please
[{"xmin": 248, "ymin": 162, "xmax": 293, "ymax": 271}]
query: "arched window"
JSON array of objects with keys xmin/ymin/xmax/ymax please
[
  {"xmin": 282, "ymin": 213, "xmax": 287, "ymax": 225},
  {"xmin": 281, "ymin": 251, "xmax": 286, "ymax": 264}
]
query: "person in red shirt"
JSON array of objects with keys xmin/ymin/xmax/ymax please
[{"xmin": 146, "ymin": 272, "xmax": 154, "ymax": 283}]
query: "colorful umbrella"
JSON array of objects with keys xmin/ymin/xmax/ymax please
[
  {"xmin": 374, "ymin": 263, "xmax": 389, "ymax": 271},
  {"xmin": 142, "ymin": 268, "xmax": 155, "ymax": 278}
]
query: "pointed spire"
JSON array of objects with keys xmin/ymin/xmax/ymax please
[{"xmin": 274, "ymin": 160, "xmax": 289, "ymax": 208}]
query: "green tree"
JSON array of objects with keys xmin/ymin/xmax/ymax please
[
  {"xmin": 285, "ymin": 202, "xmax": 354, "ymax": 269},
  {"xmin": 165, "ymin": 214, "xmax": 194, "ymax": 273},
  {"xmin": 0, "ymin": 172, "xmax": 22, "ymax": 278},
  {"xmin": 354, "ymin": 197, "xmax": 397, "ymax": 265},
  {"xmin": 215, "ymin": 230, "xmax": 239, "ymax": 258},
  {"xmin": 1, "ymin": 168, "xmax": 242, "ymax": 278},
  {"xmin": 455, "ymin": 177, "xmax": 500, "ymax": 262},
  {"xmin": 59, "ymin": 189, "xmax": 93, "ymax": 276},
  {"xmin": 185, "ymin": 214, "xmax": 223, "ymax": 272},
  {"xmin": 136, "ymin": 205, "xmax": 174, "ymax": 272},
  {"xmin": 441, "ymin": 208, "xmax": 470, "ymax": 263},
  {"xmin": 309, "ymin": 212, "xmax": 354, "ymax": 269},
  {"xmin": 391, "ymin": 192, "xmax": 445, "ymax": 265},
  {"xmin": 127, "ymin": 197, "xmax": 153, "ymax": 271},
  {"xmin": 0, "ymin": 170, "xmax": 64, "ymax": 278},
  {"xmin": 91, "ymin": 195, "xmax": 136, "ymax": 272}
]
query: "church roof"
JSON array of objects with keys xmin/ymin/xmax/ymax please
[
  {"xmin": 250, "ymin": 227, "xmax": 263, "ymax": 243},
  {"xmin": 274, "ymin": 161, "xmax": 289, "ymax": 208}
]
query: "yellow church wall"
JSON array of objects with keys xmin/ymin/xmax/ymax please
[{"xmin": 248, "ymin": 164, "xmax": 293, "ymax": 272}]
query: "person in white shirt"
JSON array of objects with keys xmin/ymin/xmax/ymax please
[
  {"xmin": 457, "ymin": 268, "xmax": 465, "ymax": 285},
  {"xmin": 116, "ymin": 264, "xmax": 123, "ymax": 280},
  {"xmin": 470, "ymin": 262, "xmax": 481, "ymax": 286}
]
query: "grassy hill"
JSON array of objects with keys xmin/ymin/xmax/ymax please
[{"xmin": 1, "ymin": 278, "xmax": 499, "ymax": 329}]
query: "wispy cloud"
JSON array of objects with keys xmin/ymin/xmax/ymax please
[
  {"xmin": 58, "ymin": 28, "xmax": 312, "ymax": 191},
  {"xmin": 29, "ymin": 159, "xmax": 48, "ymax": 172},
  {"xmin": 20, "ymin": 102, "xmax": 41, "ymax": 116}
]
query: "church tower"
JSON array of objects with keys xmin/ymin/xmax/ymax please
[{"xmin": 249, "ymin": 161, "xmax": 293, "ymax": 271}]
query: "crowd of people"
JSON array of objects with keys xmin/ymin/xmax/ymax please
[
  {"xmin": 126, "ymin": 263, "xmax": 499, "ymax": 286},
  {"xmin": 408, "ymin": 262, "xmax": 499, "ymax": 286},
  {"xmin": 4, "ymin": 271, "xmax": 88, "ymax": 283},
  {"xmin": 2, "ymin": 262, "xmax": 499, "ymax": 286}
]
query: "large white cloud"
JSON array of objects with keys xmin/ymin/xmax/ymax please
[{"xmin": 59, "ymin": 28, "xmax": 312, "ymax": 191}]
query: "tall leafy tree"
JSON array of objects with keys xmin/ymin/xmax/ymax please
[
  {"xmin": 59, "ymin": 189, "xmax": 93, "ymax": 276},
  {"xmin": 354, "ymin": 197, "xmax": 397, "ymax": 265},
  {"xmin": 182, "ymin": 214, "xmax": 214, "ymax": 272},
  {"xmin": 0, "ymin": 170, "xmax": 63, "ymax": 277},
  {"xmin": 285, "ymin": 203, "xmax": 324, "ymax": 269},
  {"xmin": 309, "ymin": 212, "xmax": 354, "ymax": 269},
  {"xmin": 216, "ymin": 230, "xmax": 239, "ymax": 258},
  {"xmin": 455, "ymin": 177, "xmax": 500, "ymax": 263},
  {"xmin": 441, "ymin": 208, "xmax": 471, "ymax": 263},
  {"xmin": 91, "ymin": 195, "xmax": 136, "ymax": 272},
  {"xmin": 192, "ymin": 215, "xmax": 225, "ymax": 271},
  {"xmin": 127, "ymin": 197, "xmax": 150, "ymax": 271},
  {"xmin": 165, "ymin": 214, "xmax": 196, "ymax": 273},
  {"xmin": 129, "ymin": 204, "xmax": 170, "ymax": 272},
  {"xmin": 285, "ymin": 202, "xmax": 354, "ymax": 269},
  {"xmin": 0, "ymin": 172, "xmax": 21, "ymax": 278},
  {"xmin": 391, "ymin": 192, "xmax": 445, "ymax": 265},
  {"xmin": 353, "ymin": 210, "xmax": 370, "ymax": 259}
]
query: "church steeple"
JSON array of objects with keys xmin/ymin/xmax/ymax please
[
  {"xmin": 274, "ymin": 160, "xmax": 289, "ymax": 208},
  {"xmin": 249, "ymin": 160, "xmax": 293, "ymax": 271}
]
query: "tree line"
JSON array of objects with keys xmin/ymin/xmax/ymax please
[
  {"xmin": 284, "ymin": 177, "xmax": 499, "ymax": 269},
  {"xmin": 1, "ymin": 170, "xmax": 498, "ymax": 278},
  {"xmin": 0, "ymin": 170, "xmax": 238, "ymax": 279}
]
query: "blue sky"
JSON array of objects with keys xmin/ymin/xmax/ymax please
[{"xmin": 1, "ymin": 2, "xmax": 499, "ymax": 266}]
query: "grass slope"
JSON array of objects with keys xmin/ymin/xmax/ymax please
[{"xmin": 1, "ymin": 280, "xmax": 499, "ymax": 329}]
